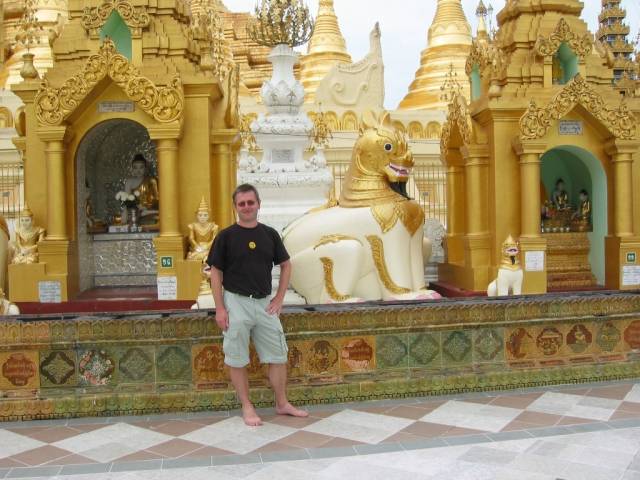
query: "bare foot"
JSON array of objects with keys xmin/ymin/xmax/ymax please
[
  {"xmin": 242, "ymin": 404, "xmax": 263, "ymax": 426},
  {"xmin": 276, "ymin": 402, "xmax": 309, "ymax": 418}
]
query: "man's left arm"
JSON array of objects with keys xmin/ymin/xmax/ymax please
[{"xmin": 267, "ymin": 259, "xmax": 291, "ymax": 315}]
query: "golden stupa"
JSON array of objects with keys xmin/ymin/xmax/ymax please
[
  {"xmin": 398, "ymin": 0, "xmax": 472, "ymax": 110},
  {"xmin": 300, "ymin": 0, "xmax": 351, "ymax": 103}
]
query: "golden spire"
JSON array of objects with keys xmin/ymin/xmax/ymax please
[
  {"xmin": 398, "ymin": 0, "xmax": 471, "ymax": 110},
  {"xmin": 196, "ymin": 196, "xmax": 210, "ymax": 214},
  {"xmin": 300, "ymin": 0, "xmax": 352, "ymax": 103}
]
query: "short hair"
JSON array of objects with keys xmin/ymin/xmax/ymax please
[
  {"xmin": 580, "ymin": 189, "xmax": 588, "ymax": 196},
  {"xmin": 132, "ymin": 153, "xmax": 147, "ymax": 165},
  {"xmin": 232, "ymin": 183, "xmax": 260, "ymax": 205},
  {"xmin": 555, "ymin": 178, "xmax": 564, "ymax": 185}
]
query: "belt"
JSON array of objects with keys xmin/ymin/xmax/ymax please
[{"xmin": 229, "ymin": 290, "xmax": 268, "ymax": 300}]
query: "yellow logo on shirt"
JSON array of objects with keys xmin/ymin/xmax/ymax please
[{"xmin": 249, "ymin": 241, "xmax": 256, "ymax": 250}]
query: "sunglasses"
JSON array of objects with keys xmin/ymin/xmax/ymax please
[{"xmin": 236, "ymin": 200, "xmax": 257, "ymax": 207}]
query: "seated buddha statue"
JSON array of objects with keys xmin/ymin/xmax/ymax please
[
  {"xmin": 11, "ymin": 204, "xmax": 45, "ymax": 264},
  {"xmin": 186, "ymin": 197, "xmax": 219, "ymax": 262},
  {"xmin": 552, "ymin": 178, "xmax": 570, "ymax": 210},
  {"xmin": 123, "ymin": 153, "xmax": 159, "ymax": 225},
  {"xmin": 573, "ymin": 189, "xmax": 592, "ymax": 231}
]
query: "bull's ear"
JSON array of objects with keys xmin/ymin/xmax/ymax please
[
  {"xmin": 380, "ymin": 111, "xmax": 392, "ymax": 129},
  {"xmin": 361, "ymin": 110, "xmax": 378, "ymax": 131}
]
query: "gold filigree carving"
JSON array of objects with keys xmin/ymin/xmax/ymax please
[
  {"xmin": 371, "ymin": 201, "xmax": 424, "ymax": 236},
  {"xmin": 189, "ymin": 7, "xmax": 234, "ymax": 80},
  {"xmin": 534, "ymin": 18, "xmax": 592, "ymax": 60},
  {"xmin": 35, "ymin": 40, "xmax": 184, "ymax": 125},
  {"xmin": 519, "ymin": 74, "xmax": 635, "ymax": 140},
  {"xmin": 319, "ymin": 257, "xmax": 350, "ymax": 301},
  {"xmin": 366, "ymin": 235, "xmax": 410, "ymax": 295},
  {"xmin": 314, "ymin": 235, "xmax": 362, "ymax": 250},
  {"xmin": 441, "ymin": 93, "xmax": 473, "ymax": 158},
  {"xmin": 82, "ymin": 0, "xmax": 150, "ymax": 37}
]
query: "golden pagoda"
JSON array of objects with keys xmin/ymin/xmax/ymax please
[
  {"xmin": 397, "ymin": 0, "xmax": 472, "ymax": 110},
  {"xmin": 440, "ymin": 0, "xmax": 640, "ymax": 294},
  {"xmin": 596, "ymin": 0, "xmax": 636, "ymax": 81},
  {"xmin": 300, "ymin": 0, "xmax": 351, "ymax": 103}
]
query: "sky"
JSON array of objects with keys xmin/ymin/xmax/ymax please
[{"xmin": 224, "ymin": 0, "xmax": 640, "ymax": 109}]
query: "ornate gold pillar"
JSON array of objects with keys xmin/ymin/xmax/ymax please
[
  {"xmin": 155, "ymin": 138, "xmax": 181, "ymax": 237},
  {"xmin": 149, "ymin": 125, "xmax": 184, "ymax": 288},
  {"xmin": 605, "ymin": 139, "xmax": 640, "ymax": 289},
  {"xmin": 512, "ymin": 139, "xmax": 547, "ymax": 294},
  {"xmin": 43, "ymin": 134, "xmax": 68, "ymax": 240},
  {"xmin": 461, "ymin": 145, "xmax": 490, "ymax": 289},
  {"xmin": 211, "ymin": 129, "xmax": 238, "ymax": 228}
]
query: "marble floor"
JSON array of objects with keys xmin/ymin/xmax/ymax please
[{"xmin": 3, "ymin": 380, "xmax": 640, "ymax": 479}]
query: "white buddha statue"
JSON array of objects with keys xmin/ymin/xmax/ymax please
[
  {"xmin": 11, "ymin": 204, "xmax": 45, "ymax": 265},
  {"xmin": 123, "ymin": 153, "xmax": 159, "ymax": 225},
  {"xmin": 186, "ymin": 197, "xmax": 218, "ymax": 262}
]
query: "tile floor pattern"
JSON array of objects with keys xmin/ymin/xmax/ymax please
[{"xmin": 2, "ymin": 381, "xmax": 640, "ymax": 478}]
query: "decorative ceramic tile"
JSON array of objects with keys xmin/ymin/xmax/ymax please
[
  {"xmin": 156, "ymin": 345, "xmax": 192, "ymax": 383},
  {"xmin": 376, "ymin": 334, "xmax": 408, "ymax": 369},
  {"xmin": 40, "ymin": 350, "xmax": 77, "ymax": 388},
  {"xmin": 0, "ymin": 351, "xmax": 39, "ymax": 389},
  {"xmin": 408, "ymin": 332, "xmax": 440, "ymax": 368},
  {"xmin": 192, "ymin": 344, "xmax": 225, "ymax": 384},
  {"xmin": 566, "ymin": 323, "xmax": 594, "ymax": 355},
  {"xmin": 624, "ymin": 320, "xmax": 640, "ymax": 349},
  {"xmin": 304, "ymin": 339, "xmax": 340, "ymax": 376},
  {"xmin": 442, "ymin": 330, "xmax": 472, "ymax": 366},
  {"xmin": 473, "ymin": 328, "xmax": 504, "ymax": 363},
  {"xmin": 339, "ymin": 336, "xmax": 375, "ymax": 373},
  {"xmin": 78, "ymin": 349, "xmax": 116, "ymax": 387},
  {"xmin": 118, "ymin": 346, "xmax": 154, "ymax": 384},
  {"xmin": 505, "ymin": 327, "xmax": 538, "ymax": 361},
  {"xmin": 596, "ymin": 321, "xmax": 622, "ymax": 353},
  {"xmin": 287, "ymin": 341, "xmax": 304, "ymax": 378},
  {"xmin": 536, "ymin": 327, "xmax": 564, "ymax": 357}
]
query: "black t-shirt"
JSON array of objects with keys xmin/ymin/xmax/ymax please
[{"xmin": 207, "ymin": 223, "xmax": 289, "ymax": 297}]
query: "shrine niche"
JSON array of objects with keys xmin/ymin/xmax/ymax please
[{"xmin": 9, "ymin": 0, "xmax": 238, "ymax": 302}]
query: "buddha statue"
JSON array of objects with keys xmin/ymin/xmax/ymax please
[
  {"xmin": 573, "ymin": 189, "xmax": 592, "ymax": 231},
  {"xmin": 11, "ymin": 204, "xmax": 45, "ymax": 264},
  {"xmin": 552, "ymin": 54, "xmax": 564, "ymax": 85},
  {"xmin": 186, "ymin": 197, "xmax": 219, "ymax": 262},
  {"xmin": 551, "ymin": 178, "xmax": 570, "ymax": 210},
  {"xmin": 123, "ymin": 153, "xmax": 159, "ymax": 225}
]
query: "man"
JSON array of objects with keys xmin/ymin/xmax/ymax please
[{"xmin": 208, "ymin": 183, "xmax": 308, "ymax": 426}]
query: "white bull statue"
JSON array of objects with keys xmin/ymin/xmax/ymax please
[{"xmin": 282, "ymin": 111, "xmax": 441, "ymax": 304}]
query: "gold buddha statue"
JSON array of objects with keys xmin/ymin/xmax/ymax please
[
  {"xmin": 186, "ymin": 197, "xmax": 219, "ymax": 262},
  {"xmin": 11, "ymin": 204, "xmax": 45, "ymax": 264},
  {"xmin": 552, "ymin": 178, "xmax": 569, "ymax": 210},
  {"xmin": 573, "ymin": 189, "xmax": 592, "ymax": 231},
  {"xmin": 552, "ymin": 54, "xmax": 564, "ymax": 85},
  {"xmin": 123, "ymin": 153, "xmax": 159, "ymax": 225},
  {"xmin": 0, "ymin": 288, "xmax": 19, "ymax": 315}
]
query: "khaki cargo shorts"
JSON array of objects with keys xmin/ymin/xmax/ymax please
[{"xmin": 222, "ymin": 290, "xmax": 288, "ymax": 368}]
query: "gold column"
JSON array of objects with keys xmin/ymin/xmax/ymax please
[
  {"xmin": 604, "ymin": 139, "xmax": 640, "ymax": 289},
  {"xmin": 211, "ymin": 130, "xmax": 238, "ymax": 228},
  {"xmin": 155, "ymin": 138, "xmax": 181, "ymax": 237},
  {"xmin": 445, "ymin": 163, "xmax": 465, "ymax": 264},
  {"xmin": 39, "ymin": 127, "xmax": 70, "ymax": 240},
  {"xmin": 512, "ymin": 139, "xmax": 547, "ymax": 294},
  {"xmin": 461, "ymin": 145, "xmax": 490, "ymax": 290},
  {"xmin": 606, "ymin": 140, "xmax": 635, "ymax": 238}
]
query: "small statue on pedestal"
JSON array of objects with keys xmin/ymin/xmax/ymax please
[
  {"xmin": 487, "ymin": 235, "xmax": 523, "ymax": 296},
  {"xmin": 186, "ymin": 197, "xmax": 218, "ymax": 262},
  {"xmin": 11, "ymin": 204, "xmax": 45, "ymax": 264},
  {"xmin": 0, "ymin": 289, "xmax": 19, "ymax": 315}
]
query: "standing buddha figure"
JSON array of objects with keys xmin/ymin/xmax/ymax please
[
  {"xmin": 11, "ymin": 204, "xmax": 46, "ymax": 264},
  {"xmin": 187, "ymin": 197, "xmax": 219, "ymax": 262}
]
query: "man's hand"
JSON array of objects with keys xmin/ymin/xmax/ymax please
[
  {"xmin": 216, "ymin": 307, "xmax": 229, "ymax": 331},
  {"xmin": 266, "ymin": 296, "xmax": 284, "ymax": 316}
]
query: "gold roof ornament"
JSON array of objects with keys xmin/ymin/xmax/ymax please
[
  {"xmin": 15, "ymin": 0, "xmax": 44, "ymax": 52},
  {"xmin": 196, "ymin": 196, "xmax": 210, "ymax": 214},
  {"xmin": 247, "ymin": 0, "xmax": 314, "ymax": 48}
]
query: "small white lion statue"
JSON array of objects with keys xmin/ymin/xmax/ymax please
[
  {"xmin": 487, "ymin": 235, "xmax": 523, "ymax": 296},
  {"xmin": 282, "ymin": 111, "xmax": 441, "ymax": 304}
]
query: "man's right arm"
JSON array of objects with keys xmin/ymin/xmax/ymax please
[{"xmin": 211, "ymin": 267, "xmax": 228, "ymax": 331}]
